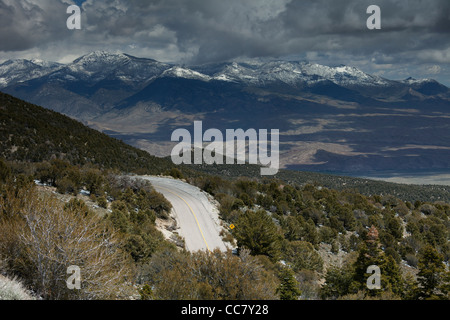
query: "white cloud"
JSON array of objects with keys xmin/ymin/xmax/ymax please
[
  {"xmin": 418, "ymin": 48, "xmax": 450, "ymax": 64},
  {"xmin": 427, "ymin": 65, "xmax": 442, "ymax": 74}
]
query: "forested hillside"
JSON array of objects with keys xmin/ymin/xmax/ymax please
[
  {"xmin": 0, "ymin": 92, "xmax": 175, "ymax": 174},
  {"xmin": 187, "ymin": 163, "xmax": 450, "ymax": 203},
  {"xmin": 0, "ymin": 91, "xmax": 179, "ymax": 299},
  {"xmin": 186, "ymin": 174, "xmax": 449, "ymax": 300}
]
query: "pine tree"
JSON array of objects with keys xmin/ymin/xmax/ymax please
[
  {"xmin": 353, "ymin": 226, "xmax": 403, "ymax": 298},
  {"xmin": 402, "ymin": 272, "xmax": 419, "ymax": 300},
  {"xmin": 353, "ymin": 226, "xmax": 383, "ymax": 291},
  {"xmin": 380, "ymin": 255, "xmax": 404, "ymax": 296},
  {"xmin": 417, "ymin": 245, "xmax": 446, "ymax": 299},
  {"xmin": 277, "ymin": 266, "xmax": 302, "ymax": 300},
  {"xmin": 320, "ymin": 265, "xmax": 355, "ymax": 299}
]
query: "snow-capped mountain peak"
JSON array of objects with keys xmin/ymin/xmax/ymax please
[
  {"xmin": 51, "ymin": 51, "xmax": 171, "ymax": 83},
  {"xmin": 0, "ymin": 58, "xmax": 63, "ymax": 88},
  {"xmin": 203, "ymin": 60, "xmax": 391, "ymax": 87},
  {"xmin": 402, "ymin": 77, "xmax": 435, "ymax": 85},
  {"xmin": 161, "ymin": 66, "xmax": 212, "ymax": 81},
  {"xmin": 299, "ymin": 63, "xmax": 390, "ymax": 86},
  {"xmin": 72, "ymin": 51, "xmax": 130, "ymax": 66}
]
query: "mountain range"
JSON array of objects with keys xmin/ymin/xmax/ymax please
[{"xmin": 1, "ymin": 51, "xmax": 450, "ymax": 174}]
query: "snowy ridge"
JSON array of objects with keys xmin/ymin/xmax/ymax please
[
  {"xmin": 0, "ymin": 52, "xmax": 446, "ymax": 90},
  {"xmin": 53, "ymin": 51, "xmax": 171, "ymax": 83},
  {"xmin": 0, "ymin": 59, "xmax": 63, "ymax": 88},
  {"xmin": 300, "ymin": 63, "xmax": 389, "ymax": 86},
  {"xmin": 161, "ymin": 66, "xmax": 212, "ymax": 81},
  {"xmin": 401, "ymin": 77, "xmax": 435, "ymax": 85},
  {"xmin": 207, "ymin": 61, "xmax": 391, "ymax": 87}
]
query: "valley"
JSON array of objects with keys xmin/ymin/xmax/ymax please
[{"xmin": 358, "ymin": 170, "xmax": 450, "ymax": 186}]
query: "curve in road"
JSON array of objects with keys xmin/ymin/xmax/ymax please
[{"xmin": 141, "ymin": 176, "xmax": 228, "ymax": 253}]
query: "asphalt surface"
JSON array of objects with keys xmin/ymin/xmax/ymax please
[{"xmin": 140, "ymin": 176, "xmax": 228, "ymax": 252}]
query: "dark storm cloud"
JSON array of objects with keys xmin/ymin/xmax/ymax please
[
  {"xmin": 0, "ymin": 0, "xmax": 449, "ymax": 84},
  {"xmin": 0, "ymin": 0, "xmax": 70, "ymax": 52},
  {"xmin": 118, "ymin": 0, "xmax": 450, "ymax": 65},
  {"xmin": 275, "ymin": 0, "xmax": 450, "ymax": 57}
]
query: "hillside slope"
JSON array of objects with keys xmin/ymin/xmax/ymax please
[{"xmin": 0, "ymin": 91, "xmax": 175, "ymax": 175}]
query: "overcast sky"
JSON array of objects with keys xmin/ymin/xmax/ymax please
[{"xmin": 0, "ymin": 0, "xmax": 449, "ymax": 85}]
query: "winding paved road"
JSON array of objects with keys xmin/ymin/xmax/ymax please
[{"xmin": 140, "ymin": 176, "xmax": 228, "ymax": 252}]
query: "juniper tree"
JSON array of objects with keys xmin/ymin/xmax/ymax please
[
  {"xmin": 417, "ymin": 245, "xmax": 447, "ymax": 299},
  {"xmin": 277, "ymin": 266, "xmax": 301, "ymax": 300},
  {"xmin": 234, "ymin": 209, "xmax": 282, "ymax": 261}
]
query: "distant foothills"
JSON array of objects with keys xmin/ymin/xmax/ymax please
[{"xmin": 1, "ymin": 51, "xmax": 450, "ymax": 175}]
